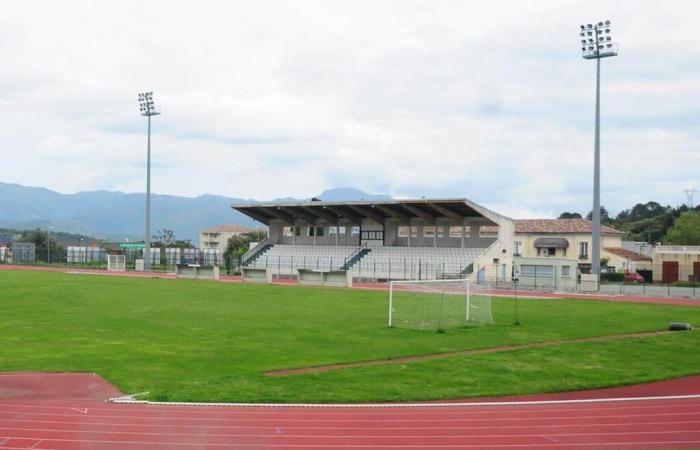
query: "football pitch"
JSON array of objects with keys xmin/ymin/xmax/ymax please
[{"xmin": 1, "ymin": 270, "xmax": 699, "ymax": 403}]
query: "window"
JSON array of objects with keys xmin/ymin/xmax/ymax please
[
  {"xmin": 351, "ymin": 226, "xmax": 360, "ymax": 236},
  {"xmin": 282, "ymin": 227, "xmax": 293, "ymax": 237},
  {"xmin": 398, "ymin": 226, "xmax": 409, "ymax": 238},
  {"xmin": 562, "ymin": 265, "xmax": 571, "ymax": 277},
  {"xmin": 361, "ymin": 230, "xmax": 384, "ymax": 240},
  {"xmin": 547, "ymin": 247, "xmax": 556, "ymax": 256},
  {"xmin": 410, "ymin": 226, "xmax": 418, "ymax": 237},
  {"xmin": 339, "ymin": 226, "xmax": 346, "ymax": 234},
  {"xmin": 423, "ymin": 226, "xmax": 436, "ymax": 238},
  {"xmin": 316, "ymin": 227, "xmax": 324, "ymax": 237},
  {"xmin": 307, "ymin": 227, "xmax": 314, "ymax": 237},
  {"xmin": 480, "ymin": 226, "xmax": 498, "ymax": 238},
  {"xmin": 449, "ymin": 226, "xmax": 462, "ymax": 238},
  {"xmin": 464, "ymin": 226, "xmax": 471, "ymax": 238},
  {"xmin": 436, "ymin": 226, "xmax": 445, "ymax": 238},
  {"xmin": 294, "ymin": 227, "xmax": 301, "ymax": 236},
  {"xmin": 329, "ymin": 226, "xmax": 337, "ymax": 236},
  {"xmin": 514, "ymin": 241, "xmax": 522, "ymax": 256},
  {"xmin": 580, "ymin": 242, "xmax": 589, "ymax": 258},
  {"xmin": 520, "ymin": 264, "xmax": 554, "ymax": 278}
]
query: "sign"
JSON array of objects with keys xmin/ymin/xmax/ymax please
[{"xmin": 119, "ymin": 243, "xmax": 145, "ymax": 249}]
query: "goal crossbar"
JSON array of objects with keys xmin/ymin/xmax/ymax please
[{"xmin": 388, "ymin": 279, "xmax": 491, "ymax": 330}]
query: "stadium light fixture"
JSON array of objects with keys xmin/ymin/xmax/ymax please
[
  {"xmin": 138, "ymin": 91, "xmax": 161, "ymax": 271},
  {"xmin": 578, "ymin": 20, "xmax": 617, "ymax": 282}
]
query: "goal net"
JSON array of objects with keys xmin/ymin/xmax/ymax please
[
  {"xmin": 388, "ymin": 279, "xmax": 493, "ymax": 330},
  {"xmin": 107, "ymin": 255, "xmax": 126, "ymax": 272}
]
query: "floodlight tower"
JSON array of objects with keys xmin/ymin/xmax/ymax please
[
  {"xmin": 579, "ymin": 20, "xmax": 618, "ymax": 279},
  {"xmin": 138, "ymin": 92, "xmax": 161, "ymax": 271}
]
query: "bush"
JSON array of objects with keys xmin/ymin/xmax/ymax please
[{"xmin": 601, "ymin": 272, "xmax": 624, "ymax": 283}]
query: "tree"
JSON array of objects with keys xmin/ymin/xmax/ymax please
[
  {"xmin": 558, "ymin": 212, "xmax": 582, "ymax": 219},
  {"xmin": 665, "ymin": 212, "xmax": 700, "ymax": 245},
  {"xmin": 18, "ymin": 228, "xmax": 66, "ymax": 263},
  {"xmin": 152, "ymin": 229, "xmax": 176, "ymax": 247},
  {"xmin": 223, "ymin": 234, "xmax": 255, "ymax": 273},
  {"xmin": 586, "ymin": 206, "xmax": 610, "ymax": 221}
]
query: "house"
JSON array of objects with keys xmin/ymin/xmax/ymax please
[
  {"xmin": 199, "ymin": 224, "xmax": 256, "ymax": 255},
  {"xmin": 508, "ymin": 218, "xmax": 647, "ymax": 274}
]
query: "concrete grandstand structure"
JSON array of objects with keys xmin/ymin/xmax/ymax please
[{"xmin": 232, "ymin": 198, "xmax": 514, "ymax": 281}]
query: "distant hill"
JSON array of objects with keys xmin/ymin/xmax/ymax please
[{"xmin": 0, "ymin": 182, "xmax": 391, "ymax": 242}]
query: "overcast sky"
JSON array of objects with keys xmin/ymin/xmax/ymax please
[{"xmin": 1, "ymin": 0, "xmax": 698, "ymax": 218}]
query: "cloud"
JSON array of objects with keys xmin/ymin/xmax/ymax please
[{"xmin": 0, "ymin": 0, "xmax": 698, "ymax": 217}]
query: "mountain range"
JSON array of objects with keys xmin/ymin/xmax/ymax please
[{"xmin": 0, "ymin": 182, "xmax": 390, "ymax": 242}]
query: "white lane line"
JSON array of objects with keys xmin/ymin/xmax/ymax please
[
  {"xmin": 3, "ymin": 398, "xmax": 699, "ymax": 415},
  {"xmin": 69, "ymin": 408, "xmax": 87, "ymax": 414},
  {"xmin": 1, "ymin": 410, "xmax": 700, "ymax": 424},
  {"xmin": 108, "ymin": 394, "xmax": 700, "ymax": 408},
  {"xmin": 0, "ymin": 436, "xmax": 700, "ymax": 448},
  {"xmin": 1, "ymin": 426, "xmax": 700, "ymax": 439},
  {"xmin": 2, "ymin": 418, "xmax": 699, "ymax": 432}
]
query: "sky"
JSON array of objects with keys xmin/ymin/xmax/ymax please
[{"xmin": 1, "ymin": 0, "xmax": 699, "ymax": 219}]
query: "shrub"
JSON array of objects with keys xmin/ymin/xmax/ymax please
[{"xmin": 601, "ymin": 272, "xmax": 624, "ymax": 283}]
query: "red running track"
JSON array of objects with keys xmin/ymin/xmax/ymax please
[{"xmin": 1, "ymin": 373, "xmax": 700, "ymax": 449}]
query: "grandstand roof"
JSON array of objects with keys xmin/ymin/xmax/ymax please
[{"xmin": 231, "ymin": 198, "xmax": 511, "ymax": 226}]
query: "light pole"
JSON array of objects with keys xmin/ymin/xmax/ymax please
[
  {"xmin": 579, "ymin": 21, "xmax": 617, "ymax": 279},
  {"xmin": 138, "ymin": 92, "xmax": 161, "ymax": 271}
]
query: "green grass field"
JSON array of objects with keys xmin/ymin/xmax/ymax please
[{"xmin": 1, "ymin": 270, "xmax": 699, "ymax": 403}]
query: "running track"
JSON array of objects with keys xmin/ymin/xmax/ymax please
[{"xmin": 1, "ymin": 373, "xmax": 700, "ymax": 449}]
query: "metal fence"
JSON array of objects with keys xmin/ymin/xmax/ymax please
[
  {"xmin": 0, "ymin": 245, "xmax": 223, "ymax": 273},
  {"xmin": 246, "ymin": 256, "xmax": 471, "ymax": 281}
]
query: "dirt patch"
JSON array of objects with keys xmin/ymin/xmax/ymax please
[
  {"xmin": 266, "ymin": 330, "xmax": 677, "ymax": 376},
  {"xmin": 0, "ymin": 372, "xmax": 123, "ymax": 401}
]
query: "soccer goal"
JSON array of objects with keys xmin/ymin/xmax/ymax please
[
  {"xmin": 107, "ymin": 255, "xmax": 126, "ymax": 272},
  {"xmin": 388, "ymin": 279, "xmax": 493, "ymax": 330}
]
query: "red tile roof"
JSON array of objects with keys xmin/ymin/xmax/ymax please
[
  {"xmin": 481, "ymin": 219, "xmax": 624, "ymax": 236},
  {"xmin": 201, "ymin": 224, "xmax": 254, "ymax": 234},
  {"xmin": 514, "ymin": 219, "xmax": 624, "ymax": 235},
  {"xmin": 603, "ymin": 247, "xmax": 652, "ymax": 262}
]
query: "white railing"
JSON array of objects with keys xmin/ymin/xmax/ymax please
[{"xmin": 655, "ymin": 245, "xmax": 700, "ymax": 254}]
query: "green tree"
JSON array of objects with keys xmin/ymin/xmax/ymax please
[
  {"xmin": 223, "ymin": 234, "xmax": 255, "ymax": 273},
  {"xmin": 665, "ymin": 212, "xmax": 700, "ymax": 245},
  {"xmin": 586, "ymin": 206, "xmax": 613, "ymax": 224},
  {"xmin": 558, "ymin": 212, "xmax": 582, "ymax": 219},
  {"xmin": 18, "ymin": 228, "xmax": 66, "ymax": 263},
  {"xmin": 152, "ymin": 229, "xmax": 176, "ymax": 247}
]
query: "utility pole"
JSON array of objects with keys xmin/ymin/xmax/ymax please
[{"xmin": 685, "ymin": 188, "xmax": 697, "ymax": 209}]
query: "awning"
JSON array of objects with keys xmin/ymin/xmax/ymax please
[{"xmin": 533, "ymin": 237, "xmax": 569, "ymax": 248}]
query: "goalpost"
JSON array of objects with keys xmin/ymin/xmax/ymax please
[
  {"xmin": 107, "ymin": 255, "xmax": 126, "ymax": 272},
  {"xmin": 388, "ymin": 279, "xmax": 493, "ymax": 330}
]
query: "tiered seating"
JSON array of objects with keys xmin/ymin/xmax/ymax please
[
  {"xmin": 351, "ymin": 246, "xmax": 487, "ymax": 280},
  {"xmin": 248, "ymin": 245, "xmax": 360, "ymax": 275}
]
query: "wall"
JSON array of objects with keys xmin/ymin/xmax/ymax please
[{"xmin": 651, "ymin": 249, "xmax": 700, "ymax": 283}]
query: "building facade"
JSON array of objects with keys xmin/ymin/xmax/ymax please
[{"xmin": 199, "ymin": 224, "xmax": 255, "ymax": 254}]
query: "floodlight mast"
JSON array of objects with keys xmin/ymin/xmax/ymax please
[
  {"xmin": 579, "ymin": 21, "xmax": 617, "ymax": 283},
  {"xmin": 138, "ymin": 92, "xmax": 161, "ymax": 271}
]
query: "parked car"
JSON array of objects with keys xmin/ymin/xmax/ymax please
[{"xmin": 624, "ymin": 272, "xmax": 645, "ymax": 283}]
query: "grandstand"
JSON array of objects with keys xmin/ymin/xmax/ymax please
[{"xmin": 232, "ymin": 198, "xmax": 514, "ymax": 281}]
